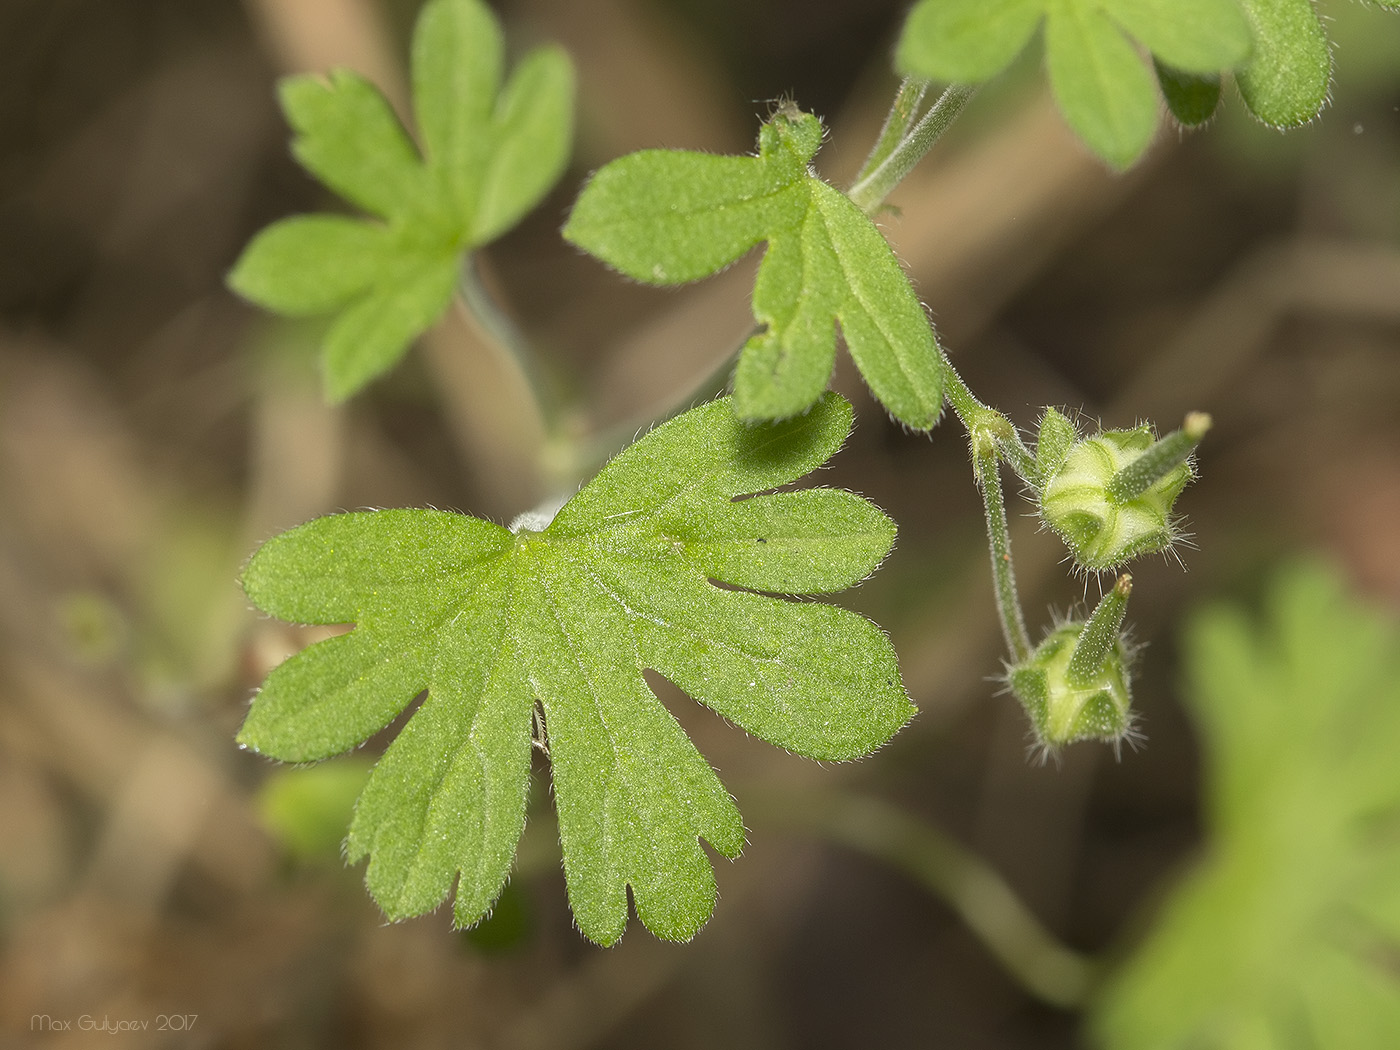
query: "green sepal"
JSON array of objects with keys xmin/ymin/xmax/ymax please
[
  {"xmin": 239, "ymin": 393, "xmax": 914, "ymax": 944},
  {"xmin": 1033, "ymin": 407, "xmax": 1078, "ymax": 486},
  {"xmin": 564, "ymin": 110, "xmax": 946, "ymax": 430}
]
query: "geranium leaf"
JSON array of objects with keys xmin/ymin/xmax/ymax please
[
  {"xmin": 1092, "ymin": 562, "xmax": 1400, "ymax": 1047},
  {"xmin": 228, "ymin": 0, "xmax": 574, "ymax": 401},
  {"xmin": 895, "ymin": 0, "xmax": 1251, "ymax": 169},
  {"xmin": 562, "ymin": 110, "xmax": 946, "ymax": 430},
  {"xmin": 238, "ymin": 393, "xmax": 914, "ymax": 944}
]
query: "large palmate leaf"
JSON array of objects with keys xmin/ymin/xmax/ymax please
[
  {"xmin": 562, "ymin": 109, "xmax": 946, "ymax": 431},
  {"xmin": 239, "ymin": 393, "xmax": 914, "ymax": 944},
  {"xmin": 1093, "ymin": 562, "xmax": 1400, "ymax": 1047},
  {"xmin": 895, "ymin": 0, "xmax": 1252, "ymax": 167},
  {"xmin": 229, "ymin": 0, "xmax": 573, "ymax": 400}
]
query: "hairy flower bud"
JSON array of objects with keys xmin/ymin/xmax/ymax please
[
  {"xmin": 1009, "ymin": 575, "xmax": 1136, "ymax": 748},
  {"xmin": 1035, "ymin": 409, "xmax": 1209, "ymax": 572}
]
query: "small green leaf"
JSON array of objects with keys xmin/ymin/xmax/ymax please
[
  {"xmin": 1104, "ymin": 0, "xmax": 1252, "ymax": 73},
  {"xmin": 228, "ymin": 216, "xmax": 391, "ymax": 315},
  {"xmin": 411, "ymin": 0, "xmax": 504, "ymax": 217},
  {"xmin": 894, "ymin": 0, "xmax": 1043, "ymax": 84},
  {"xmin": 896, "ymin": 0, "xmax": 1252, "ymax": 168},
  {"xmin": 1045, "ymin": 6, "xmax": 1161, "ymax": 170},
  {"xmin": 320, "ymin": 255, "xmax": 459, "ymax": 401},
  {"xmin": 475, "ymin": 46, "xmax": 576, "ymax": 244},
  {"xmin": 1154, "ymin": 61, "xmax": 1223, "ymax": 126},
  {"xmin": 564, "ymin": 111, "xmax": 945, "ymax": 429},
  {"xmin": 239, "ymin": 393, "xmax": 914, "ymax": 944},
  {"xmin": 229, "ymin": 0, "xmax": 575, "ymax": 401},
  {"xmin": 1235, "ymin": 0, "xmax": 1332, "ymax": 127},
  {"xmin": 1092, "ymin": 562, "xmax": 1400, "ymax": 1048},
  {"xmin": 280, "ymin": 71, "xmax": 429, "ymax": 221}
]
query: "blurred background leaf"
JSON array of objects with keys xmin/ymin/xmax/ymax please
[{"xmin": 1093, "ymin": 561, "xmax": 1400, "ymax": 1048}]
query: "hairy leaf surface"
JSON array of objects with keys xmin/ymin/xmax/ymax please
[
  {"xmin": 228, "ymin": 0, "xmax": 573, "ymax": 401},
  {"xmin": 562, "ymin": 110, "xmax": 946, "ymax": 430},
  {"xmin": 1093, "ymin": 562, "xmax": 1400, "ymax": 1047},
  {"xmin": 895, "ymin": 0, "xmax": 1252, "ymax": 168},
  {"xmin": 1234, "ymin": 0, "xmax": 1331, "ymax": 127},
  {"xmin": 239, "ymin": 394, "xmax": 914, "ymax": 944}
]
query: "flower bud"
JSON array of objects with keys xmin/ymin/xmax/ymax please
[
  {"xmin": 1036, "ymin": 410, "xmax": 1209, "ymax": 572},
  {"xmin": 1009, "ymin": 575, "xmax": 1135, "ymax": 748}
]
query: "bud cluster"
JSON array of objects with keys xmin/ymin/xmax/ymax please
[
  {"xmin": 998, "ymin": 408, "xmax": 1211, "ymax": 750},
  {"xmin": 1009, "ymin": 574, "xmax": 1136, "ymax": 749}
]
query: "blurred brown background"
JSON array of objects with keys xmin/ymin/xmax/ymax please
[{"xmin": 2, "ymin": 0, "xmax": 1398, "ymax": 1046}]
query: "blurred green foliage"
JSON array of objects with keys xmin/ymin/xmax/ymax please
[
  {"xmin": 257, "ymin": 758, "xmax": 373, "ymax": 862},
  {"xmin": 1094, "ymin": 562, "xmax": 1400, "ymax": 1047}
]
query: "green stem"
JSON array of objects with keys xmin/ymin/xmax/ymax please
[
  {"xmin": 847, "ymin": 83, "xmax": 978, "ymax": 215},
  {"xmin": 458, "ymin": 254, "xmax": 558, "ymax": 430},
  {"xmin": 939, "ymin": 355, "xmax": 1035, "ymax": 662},
  {"xmin": 751, "ymin": 789, "xmax": 1099, "ymax": 1009},
  {"xmin": 851, "ymin": 77, "xmax": 931, "ymax": 189},
  {"xmin": 975, "ymin": 435, "xmax": 1033, "ymax": 664}
]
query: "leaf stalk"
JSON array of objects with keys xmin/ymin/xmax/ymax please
[{"xmin": 847, "ymin": 82, "xmax": 978, "ymax": 215}]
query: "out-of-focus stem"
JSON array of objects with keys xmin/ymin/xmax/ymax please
[{"xmin": 751, "ymin": 789, "xmax": 1099, "ymax": 1009}]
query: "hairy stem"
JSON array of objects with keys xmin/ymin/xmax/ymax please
[
  {"xmin": 974, "ymin": 436, "xmax": 1033, "ymax": 663},
  {"xmin": 940, "ymin": 358, "xmax": 1035, "ymax": 662},
  {"xmin": 852, "ymin": 77, "xmax": 931, "ymax": 190},
  {"xmin": 847, "ymin": 83, "xmax": 978, "ymax": 215},
  {"xmin": 751, "ymin": 789, "xmax": 1099, "ymax": 1009}
]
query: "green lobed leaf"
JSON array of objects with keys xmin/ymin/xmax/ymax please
[
  {"xmin": 228, "ymin": 0, "xmax": 574, "ymax": 401},
  {"xmin": 894, "ymin": 0, "xmax": 1043, "ymax": 84},
  {"xmin": 1103, "ymin": 0, "xmax": 1252, "ymax": 73},
  {"xmin": 474, "ymin": 46, "xmax": 576, "ymax": 244},
  {"xmin": 1091, "ymin": 561, "xmax": 1400, "ymax": 1048},
  {"xmin": 1045, "ymin": 5, "xmax": 1167, "ymax": 170},
  {"xmin": 563, "ymin": 110, "xmax": 945, "ymax": 429},
  {"xmin": 239, "ymin": 393, "xmax": 914, "ymax": 944},
  {"xmin": 1234, "ymin": 0, "xmax": 1332, "ymax": 128},
  {"xmin": 228, "ymin": 216, "xmax": 394, "ymax": 315},
  {"xmin": 280, "ymin": 71, "xmax": 430, "ymax": 222},
  {"xmin": 895, "ymin": 0, "xmax": 1252, "ymax": 169}
]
